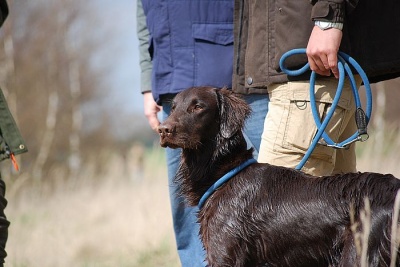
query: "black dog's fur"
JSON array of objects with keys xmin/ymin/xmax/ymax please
[{"xmin": 158, "ymin": 86, "xmax": 400, "ymax": 267}]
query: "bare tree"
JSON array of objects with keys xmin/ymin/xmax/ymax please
[
  {"xmin": 0, "ymin": 0, "xmax": 122, "ymax": 185},
  {"xmin": 66, "ymin": 41, "xmax": 82, "ymax": 181}
]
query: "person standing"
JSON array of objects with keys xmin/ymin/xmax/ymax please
[
  {"xmin": 0, "ymin": 1, "xmax": 28, "ymax": 266},
  {"xmin": 233, "ymin": 0, "xmax": 400, "ymax": 176},
  {"xmin": 136, "ymin": 0, "xmax": 268, "ymax": 266}
]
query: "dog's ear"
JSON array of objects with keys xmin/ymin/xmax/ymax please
[{"xmin": 217, "ymin": 88, "xmax": 252, "ymax": 138}]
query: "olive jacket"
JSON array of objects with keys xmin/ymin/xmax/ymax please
[
  {"xmin": 0, "ymin": 90, "xmax": 27, "ymax": 162},
  {"xmin": 0, "ymin": 1, "xmax": 27, "ymax": 163}
]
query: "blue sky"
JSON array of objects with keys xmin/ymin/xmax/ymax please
[{"xmin": 94, "ymin": 0, "xmax": 143, "ymax": 115}]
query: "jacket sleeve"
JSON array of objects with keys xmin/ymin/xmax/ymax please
[
  {"xmin": 310, "ymin": 0, "xmax": 359, "ymax": 23},
  {"xmin": 0, "ymin": 0, "xmax": 8, "ymax": 27},
  {"xmin": 136, "ymin": 0, "xmax": 152, "ymax": 94}
]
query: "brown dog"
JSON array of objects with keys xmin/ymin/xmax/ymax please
[{"xmin": 158, "ymin": 86, "xmax": 400, "ymax": 267}]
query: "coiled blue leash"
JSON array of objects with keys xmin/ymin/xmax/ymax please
[{"xmin": 278, "ymin": 48, "xmax": 373, "ymax": 171}]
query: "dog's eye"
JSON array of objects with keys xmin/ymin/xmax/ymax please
[
  {"xmin": 170, "ymin": 104, "xmax": 176, "ymax": 114},
  {"xmin": 193, "ymin": 104, "xmax": 203, "ymax": 112}
]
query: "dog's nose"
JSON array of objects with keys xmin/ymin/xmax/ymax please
[{"xmin": 158, "ymin": 124, "xmax": 174, "ymax": 136}]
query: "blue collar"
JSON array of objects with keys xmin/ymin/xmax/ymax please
[{"xmin": 198, "ymin": 158, "xmax": 257, "ymax": 209}]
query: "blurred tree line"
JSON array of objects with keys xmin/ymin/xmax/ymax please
[
  {"xmin": 0, "ymin": 0, "xmax": 156, "ymax": 189},
  {"xmin": 0, "ymin": 0, "xmax": 399, "ymax": 191}
]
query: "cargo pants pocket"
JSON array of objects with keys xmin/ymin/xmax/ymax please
[{"xmin": 272, "ymin": 79, "xmax": 354, "ymax": 162}]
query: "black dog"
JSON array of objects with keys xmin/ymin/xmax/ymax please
[{"xmin": 158, "ymin": 86, "xmax": 400, "ymax": 267}]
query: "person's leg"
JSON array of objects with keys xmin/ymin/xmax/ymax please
[
  {"xmin": 241, "ymin": 94, "xmax": 269, "ymax": 159},
  {"xmin": 258, "ymin": 77, "xmax": 358, "ymax": 176},
  {"xmin": 162, "ymin": 103, "xmax": 207, "ymax": 267},
  {"xmin": 0, "ymin": 176, "xmax": 9, "ymax": 267}
]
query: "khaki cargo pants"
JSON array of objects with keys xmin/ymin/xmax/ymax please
[{"xmin": 258, "ymin": 76, "xmax": 362, "ymax": 176}]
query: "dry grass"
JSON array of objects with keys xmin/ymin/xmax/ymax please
[
  {"xmin": 3, "ymin": 127, "xmax": 400, "ymax": 267},
  {"xmin": 5, "ymin": 147, "xmax": 180, "ymax": 267},
  {"xmin": 356, "ymin": 126, "xmax": 400, "ymax": 177}
]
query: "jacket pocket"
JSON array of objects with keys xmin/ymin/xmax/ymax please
[{"xmin": 192, "ymin": 23, "xmax": 234, "ymax": 88}]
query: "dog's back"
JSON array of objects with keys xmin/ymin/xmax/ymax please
[{"xmin": 200, "ymin": 164, "xmax": 400, "ymax": 267}]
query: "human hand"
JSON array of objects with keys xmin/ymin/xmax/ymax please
[
  {"xmin": 143, "ymin": 91, "xmax": 162, "ymax": 132},
  {"xmin": 306, "ymin": 26, "xmax": 343, "ymax": 79}
]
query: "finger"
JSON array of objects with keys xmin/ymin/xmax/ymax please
[
  {"xmin": 308, "ymin": 56, "xmax": 330, "ymax": 76},
  {"xmin": 307, "ymin": 55, "xmax": 319, "ymax": 72},
  {"xmin": 147, "ymin": 114, "xmax": 160, "ymax": 132},
  {"xmin": 319, "ymin": 54, "xmax": 330, "ymax": 70},
  {"xmin": 308, "ymin": 54, "xmax": 326, "ymax": 71},
  {"xmin": 144, "ymin": 110, "xmax": 160, "ymax": 131},
  {"xmin": 327, "ymin": 53, "xmax": 339, "ymax": 79}
]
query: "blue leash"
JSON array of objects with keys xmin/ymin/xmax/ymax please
[
  {"xmin": 279, "ymin": 48, "xmax": 373, "ymax": 170},
  {"xmin": 198, "ymin": 158, "xmax": 257, "ymax": 209}
]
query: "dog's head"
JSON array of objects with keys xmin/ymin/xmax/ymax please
[{"xmin": 158, "ymin": 86, "xmax": 251, "ymax": 150}]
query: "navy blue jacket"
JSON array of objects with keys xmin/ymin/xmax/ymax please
[{"xmin": 141, "ymin": 0, "xmax": 234, "ymax": 104}]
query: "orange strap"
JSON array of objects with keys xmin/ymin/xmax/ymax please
[{"xmin": 10, "ymin": 153, "xmax": 19, "ymax": 171}]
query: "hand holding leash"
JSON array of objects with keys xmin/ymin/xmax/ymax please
[{"xmin": 279, "ymin": 48, "xmax": 372, "ymax": 170}]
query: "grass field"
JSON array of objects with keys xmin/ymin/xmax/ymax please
[{"xmin": 3, "ymin": 131, "xmax": 400, "ymax": 267}]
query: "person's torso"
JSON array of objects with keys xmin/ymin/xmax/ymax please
[
  {"xmin": 233, "ymin": 0, "xmax": 400, "ymax": 94},
  {"xmin": 142, "ymin": 0, "xmax": 235, "ymax": 103},
  {"xmin": 233, "ymin": 0, "xmax": 317, "ymax": 93}
]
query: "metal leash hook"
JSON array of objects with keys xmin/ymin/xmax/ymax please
[{"xmin": 278, "ymin": 48, "xmax": 373, "ymax": 170}]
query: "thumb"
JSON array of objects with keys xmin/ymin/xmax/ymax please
[{"xmin": 147, "ymin": 113, "xmax": 160, "ymax": 132}]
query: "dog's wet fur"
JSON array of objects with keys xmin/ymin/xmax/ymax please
[{"xmin": 158, "ymin": 86, "xmax": 400, "ymax": 267}]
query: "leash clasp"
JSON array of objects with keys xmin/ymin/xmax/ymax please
[
  {"xmin": 318, "ymin": 107, "xmax": 370, "ymax": 149},
  {"xmin": 355, "ymin": 107, "xmax": 369, "ymax": 142}
]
